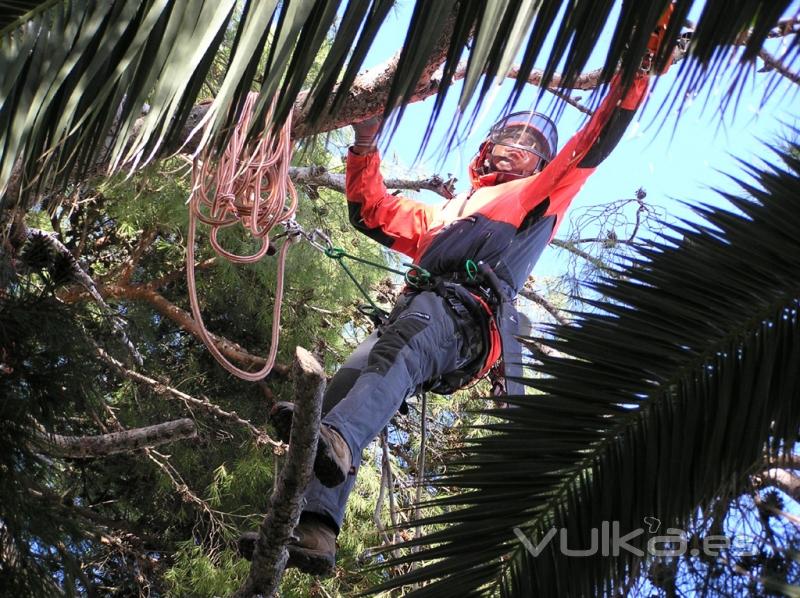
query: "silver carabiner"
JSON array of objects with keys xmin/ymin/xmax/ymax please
[{"xmin": 307, "ymin": 228, "xmax": 334, "ymax": 253}]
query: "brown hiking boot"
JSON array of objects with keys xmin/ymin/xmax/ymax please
[
  {"xmin": 268, "ymin": 402, "xmax": 352, "ymax": 488},
  {"xmin": 269, "ymin": 401, "xmax": 294, "ymax": 444},
  {"xmin": 315, "ymin": 424, "xmax": 352, "ymax": 488},
  {"xmin": 237, "ymin": 519, "xmax": 336, "ymax": 576}
]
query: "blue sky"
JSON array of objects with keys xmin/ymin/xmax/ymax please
[{"xmin": 352, "ymin": 1, "xmax": 799, "ymax": 288}]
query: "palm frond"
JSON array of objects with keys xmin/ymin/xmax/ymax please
[
  {"xmin": 0, "ymin": 0, "xmax": 795, "ymax": 214},
  {"xmin": 365, "ymin": 141, "xmax": 800, "ymax": 597},
  {"xmin": 0, "ymin": 0, "xmax": 57, "ymax": 35}
]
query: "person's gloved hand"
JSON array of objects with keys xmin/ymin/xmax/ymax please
[
  {"xmin": 351, "ymin": 116, "xmax": 381, "ymax": 154},
  {"xmin": 643, "ymin": 2, "xmax": 676, "ymax": 74}
]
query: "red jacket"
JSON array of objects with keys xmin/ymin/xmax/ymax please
[
  {"xmin": 345, "ymin": 72, "xmax": 650, "ymax": 296},
  {"xmin": 345, "ymin": 72, "xmax": 651, "ymax": 394}
]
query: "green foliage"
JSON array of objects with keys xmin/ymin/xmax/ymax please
[
  {"xmin": 0, "ymin": 283, "xmax": 109, "ymax": 596},
  {"xmin": 165, "ymin": 542, "xmax": 251, "ymax": 597}
]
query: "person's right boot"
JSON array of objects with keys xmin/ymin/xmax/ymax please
[
  {"xmin": 237, "ymin": 517, "xmax": 336, "ymax": 576},
  {"xmin": 269, "ymin": 401, "xmax": 352, "ymax": 488}
]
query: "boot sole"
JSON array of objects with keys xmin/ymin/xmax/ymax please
[
  {"xmin": 270, "ymin": 402, "xmax": 294, "ymax": 444},
  {"xmin": 313, "ymin": 432, "xmax": 348, "ymax": 488},
  {"xmin": 269, "ymin": 403, "xmax": 348, "ymax": 488},
  {"xmin": 237, "ymin": 532, "xmax": 334, "ymax": 577}
]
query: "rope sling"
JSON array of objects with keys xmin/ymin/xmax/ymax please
[
  {"xmin": 186, "ymin": 92, "xmax": 433, "ymax": 381},
  {"xmin": 186, "ymin": 93, "xmax": 296, "ymax": 381}
]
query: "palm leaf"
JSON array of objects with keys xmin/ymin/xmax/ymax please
[
  {"xmin": 0, "ymin": 0, "xmax": 795, "ymax": 214},
  {"xmin": 0, "ymin": 0, "xmax": 58, "ymax": 35},
  {"xmin": 364, "ymin": 142, "xmax": 800, "ymax": 596}
]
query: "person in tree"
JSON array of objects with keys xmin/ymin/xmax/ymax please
[{"xmin": 241, "ymin": 8, "xmax": 676, "ymax": 576}]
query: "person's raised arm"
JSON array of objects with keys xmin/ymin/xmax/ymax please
[
  {"xmin": 345, "ymin": 117, "xmax": 437, "ymax": 261},
  {"xmin": 525, "ymin": 3, "xmax": 676, "ymax": 232}
]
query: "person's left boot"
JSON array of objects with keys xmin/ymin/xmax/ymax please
[
  {"xmin": 237, "ymin": 518, "xmax": 336, "ymax": 576},
  {"xmin": 269, "ymin": 402, "xmax": 352, "ymax": 488}
]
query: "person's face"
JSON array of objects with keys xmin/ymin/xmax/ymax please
[{"xmin": 488, "ymin": 128, "xmax": 542, "ymax": 176}]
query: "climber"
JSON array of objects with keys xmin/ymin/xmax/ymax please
[{"xmin": 240, "ymin": 6, "xmax": 677, "ymax": 575}]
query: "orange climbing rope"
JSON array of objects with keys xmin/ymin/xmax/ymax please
[{"xmin": 187, "ymin": 93, "xmax": 297, "ymax": 381}]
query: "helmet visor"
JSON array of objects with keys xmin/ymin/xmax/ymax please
[{"xmin": 488, "ymin": 111, "xmax": 558, "ymax": 165}]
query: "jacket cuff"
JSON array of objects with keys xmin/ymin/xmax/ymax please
[{"xmin": 348, "ymin": 146, "xmax": 379, "ymax": 158}]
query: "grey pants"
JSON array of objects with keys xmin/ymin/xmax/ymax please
[{"xmin": 303, "ymin": 290, "xmax": 480, "ymax": 531}]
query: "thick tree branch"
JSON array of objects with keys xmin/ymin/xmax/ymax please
[
  {"xmin": 235, "ymin": 347, "xmax": 325, "ymax": 598},
  {"xmin": 289, "ymin": 166, "xmax": 456, "ymax": 198},
  {"xmin": 61, "ymin": 281, "xmax": 289, "ymax": 378},
  {"xmin": 32, "ymin": 418, "xmax": 196, "ymax": 459}
]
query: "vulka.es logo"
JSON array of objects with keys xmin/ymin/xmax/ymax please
[{"xmin": 513, "ymin": 518, "xmax": 757, "ymax": 558}]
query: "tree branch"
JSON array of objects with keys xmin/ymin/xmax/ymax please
[
  {"xmin": 235, "ymin": 347, "xmax": 326, "ymax": 598},
  {"xmin": 23, "ymin": 227, "xmax": 143, "ymax": 365},
  {"xmin": 757, "ymin": 48, "xmax": 800, "ymax": 85},
  {"xmin": 61, "ymin": 281, "xmax": 289, "ymax": 378},
  {"xmin": 518, "ymin": 288, "xmax": 569, "ymax": 325},
  {"xmin": 289, "ymin": 166, "xmax": 456, "ymax": 198},
  {"xmin": 96, "ymin": 348, "xmax": 281, "ymax": 448},
  {"xmin": 32, "ymin": 418, "xmax": 196, "ymax": 459},
  {"xmin": 755, "ymin": 468, "xmax": 800, "ymax": 503},
  {"xmin": 117, "ymin": 227, "xmax": 158, "ymax": 285},
  {"xmin": 148, "ymin": 257, "xmax": 217, "ymax": 290},
  {"xmin": 550, "ymin": 238, "xmax": 619, "ymax": 276}
]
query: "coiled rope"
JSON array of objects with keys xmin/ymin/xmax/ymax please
[{"xmin": 187, "ymin": 93, "xmax": 297, "ymax": 381}]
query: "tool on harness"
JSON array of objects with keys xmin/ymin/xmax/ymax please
[{"xmin": 412, "ymin": 260, "xmax": 506, "ymax": 395}]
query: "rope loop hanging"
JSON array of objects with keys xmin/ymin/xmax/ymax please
[{"xmin": 186, "ymin": 93, "xmax": 297, "ymax": 381}]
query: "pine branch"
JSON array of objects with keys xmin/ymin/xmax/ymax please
[
  {"xmin": 61, "ymin": 281, "xmax": 290, "ymax": 378},
  {"xmin": 148, "ymin": 257, "xmax": 217, "ymax": 290},
  {"xmin": 93, "ymin": 402, "xmax": 235, "ymax": 548},
  {"xmin": 117, "ymin": 227, "xmax": 158, "ymax": 285},
  {"xmin": 32, "ymin": 418, "xmax": 196, "ymax": 458},
  {"xmin": 235, "ymin": 347, "xmax": 326, "ymax": 598},
  {"xmin": 24, "ymin": 227, "xmax": 143, "ymax": 366},
  {"xmin": 96, "ymin": 348, "xmax": 281, "ymax": 448}
]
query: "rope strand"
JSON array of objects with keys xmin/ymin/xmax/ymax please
[{"xmin": 186, "ymin": 93, "xmax": 296, "ymax": 381}]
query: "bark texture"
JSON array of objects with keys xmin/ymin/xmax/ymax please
[
  {"xmin": 34, "ymin": 418, "xmax": 196, "ymax": 458},
  {"xmin": 234, "ymin": 347, "xmax": 326, "ymax": 598},
  {"xmin": 290, "ymin": 165, "xmax": 456, "ymax": 198}
]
